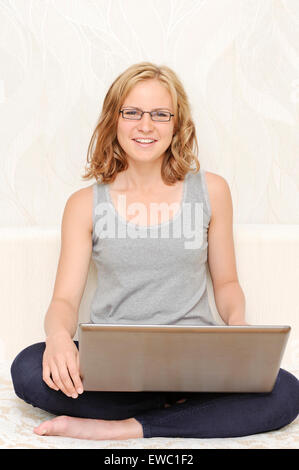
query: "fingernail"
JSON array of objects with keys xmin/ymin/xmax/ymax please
[
  {"xmin": 77, "ymin": 387, "xmax": 83, "ymax": 394},
  {"xmin": 41, "ymin": 429, "xmax": 47, "ymax": 435},
  {"xmin": 72, "ymin": 393, "xmax": 78, "ymax": 399}
]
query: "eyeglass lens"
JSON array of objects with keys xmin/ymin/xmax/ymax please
[{"xmin": 121, "ymin": 108, "xmax": 171, "ymax": 121}]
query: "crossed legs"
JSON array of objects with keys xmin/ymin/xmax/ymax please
[{"xmin": 11, "ymin": 342, "xmax": 299, "ymax": 440}]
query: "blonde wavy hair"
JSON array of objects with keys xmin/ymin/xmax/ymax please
[{"xmin": 82, "ymin": 62, "xmax": 200, "ymax": 185}]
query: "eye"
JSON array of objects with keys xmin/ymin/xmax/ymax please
[{"xmin": 156, "ymin": 111, "xmax": 169, "ymax": 117}]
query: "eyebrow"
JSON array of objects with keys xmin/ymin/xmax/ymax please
[{"xmin": 122, "ymin": 106, "xmax": 173, "ymax": 112}]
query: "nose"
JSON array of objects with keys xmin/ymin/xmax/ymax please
[{"xmin": 137, "ymin": 112, "xmax": 154, "ymax": 132}]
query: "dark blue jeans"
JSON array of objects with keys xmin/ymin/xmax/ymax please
[{"xmin": 10, "ymin": 341, "xmax": 299, "ymax": 438}]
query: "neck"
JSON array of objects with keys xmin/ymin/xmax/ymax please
[{"xmin": 115, "ymin": 159, "xmax": 167, "ymax": 192}]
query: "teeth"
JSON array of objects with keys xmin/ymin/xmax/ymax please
[{"xmin": 135, "ymin": 139, "xmax": 155, "ymax": 143}]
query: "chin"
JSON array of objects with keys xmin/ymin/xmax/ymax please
[{"xmin": 129, "ymin": 153, "xmax": 163, "ymax": 163}]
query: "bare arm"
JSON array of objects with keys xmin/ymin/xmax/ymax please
[
  {"xmin": 206, "ymin": 174, "xmax": 247, "ymax": 325},
  {"xmin": 211, "ymin": 281, "xmax": 246, "ymax": 325},
  {"xmin": 44, "ymin": 188, "xmax": 93, "ymax": 339},
  {"xmin": 42, "ymin": 187, "xmax": 93, "ymax": 396},
  {"xmin": 44, "ymin": 299, "xmax": 78, "ymax": 340}
]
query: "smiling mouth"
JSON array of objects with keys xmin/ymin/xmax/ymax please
[{"xmin": 132, "ymin": 139, "xmax": 157, "ymax": 147}]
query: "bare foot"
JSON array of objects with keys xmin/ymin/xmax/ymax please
[{"xmin": 33, "ymin": 415, "xmax": 143, "ymax": 440}]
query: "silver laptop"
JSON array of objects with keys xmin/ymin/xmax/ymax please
[{"xmin": 78, "ymin": 323, "xmax": 290, "ymax": 393}]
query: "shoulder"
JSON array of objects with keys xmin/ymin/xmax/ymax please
[
  {"xmin": 204, "ymin": 171, "xmax": 230, "ymax": 195},
  {"xmin": 66, "ymin": 184, "xmax": 94, "ymax": 234},
  {"xmin": 67, "ymin": 184, "xmax": 94, "ymax": 207},
  {"xmin": 204, "ymin": 171, "xmax": 232, "ymax": 222}
]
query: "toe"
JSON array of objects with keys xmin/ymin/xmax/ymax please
[
  {"xmin": 33, "ymin": 416, "xmax": 68, "ymax": 436},
  {"xmin": 34, "ymin": 425, "xmax": 47, "ymax": 435}
]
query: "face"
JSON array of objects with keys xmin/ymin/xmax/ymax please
[{"xmin": 116, "ymin": 79, "xmax": 175, "ymax": 164}]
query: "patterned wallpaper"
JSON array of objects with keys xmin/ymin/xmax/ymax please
[{"xmin": 0, "ymin": 0, "xmax": 298, "ymax": 226}]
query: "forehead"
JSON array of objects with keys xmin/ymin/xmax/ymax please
[{"xmin": 123, "ymin": 79, "xmax": 173, "ymax": 110}]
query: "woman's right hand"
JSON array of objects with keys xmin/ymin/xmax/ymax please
[{"xmin": 42, "ymin": 331, "xmax": 84, "ymax": 398}]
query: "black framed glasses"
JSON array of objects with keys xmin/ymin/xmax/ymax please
[{"xmin": 119, "ymin": 107, "xmax": 174, "ymax": 122}]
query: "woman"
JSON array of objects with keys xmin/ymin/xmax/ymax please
[{"xmin": 10, "ymin": 62, "xmax": 298, "ymax": 440}]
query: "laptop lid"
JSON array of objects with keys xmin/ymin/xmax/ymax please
[{"xmin": 78, "ymin": 324, "xmax": 290, "ymax": 393}]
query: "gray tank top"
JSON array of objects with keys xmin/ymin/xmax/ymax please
[{"xmin": 90, "ymin": 168, "xmax": 216, "ymax": 326}]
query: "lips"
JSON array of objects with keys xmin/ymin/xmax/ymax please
[{"xmin": 132, "ymin": 138, "xmax": 157, "ymax": 142}]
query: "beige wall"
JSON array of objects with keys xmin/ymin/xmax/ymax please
[{"xmin": 0, "ymin": 0, "xmax": 298, "ymax": 225}]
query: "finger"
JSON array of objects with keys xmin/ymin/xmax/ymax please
[
  {"xmin": 77, "ymin": 352, "xmax": 83, "ymax": 380},
  {"xmin": 50, "ymin": 362, "xmax": 72, "ymax": 397},
  {"xmin": 67, "ymin": 357, "xmax": 84, "ymax": 394},
  {"xmin": 56, "ymin": 361, "xmax": 78, "ymax": 397},
  {"xmin": 42, "ymin": 363, "xmax": 59, "ymax": 391},
  {"xmin": 76, "ymin": 353, "xmax": 84, "ymax": 393}
]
